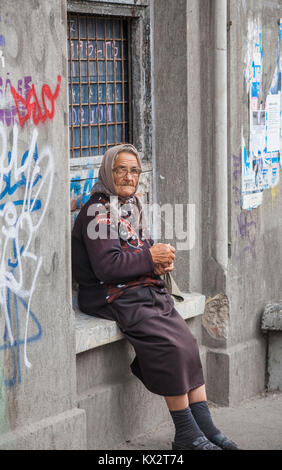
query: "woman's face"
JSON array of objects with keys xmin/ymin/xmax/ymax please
[{"xmin": 113, "ymin": 152, "xmax": 141, "ymax": 199}]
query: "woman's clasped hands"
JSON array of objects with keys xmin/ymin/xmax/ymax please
[{"xmin": 149, "ymin": 243, "xmax": 175, "ymax": 275}]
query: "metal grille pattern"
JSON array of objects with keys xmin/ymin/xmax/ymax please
[{"xmin": 67, "ymin": 14, "xmax": 130, "ymax": 158}]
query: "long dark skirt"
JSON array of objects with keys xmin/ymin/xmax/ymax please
[{"xmin": 93, "ymin": 286, "xmax": 205, "ymax": 396}]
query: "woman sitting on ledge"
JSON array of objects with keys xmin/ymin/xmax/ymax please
[{"xmin": 71, "ymin": 143, "xmax": 238, "ymax": 451}]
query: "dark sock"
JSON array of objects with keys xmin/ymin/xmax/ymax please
[
  {"xmin": 189, "ymin": 400, "xmax": 220, "ymax": 439},
  {"xmin": 169, "ymin": 406, "xmax": 205, "ymax": 446}
]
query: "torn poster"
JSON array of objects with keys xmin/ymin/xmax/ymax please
[
  {"xmin": 266, "ymin": 93, "xmax": 280, "ymax": 152},
  {"xmin": 241, "ymin": 132, "xmax": 263, "ymax": 210},
  {"xmin": 242, "ymin": 192, "xmax": 263, "ymax": 211},
  {"xmin": 250, "ymin": 110, "xmax": 266, "ymax": 156},
  {"xmin": 242, "ymin": 18, "xmax": 282, "ymax": 210}
]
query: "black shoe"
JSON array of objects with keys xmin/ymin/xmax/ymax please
[
  {"xmin": 172, "ymin": 435, "xmax": 222, "ymax": 450},
  {"xmin": 210, "ymin": 432, "xmax": 239, "ymax": 450}
]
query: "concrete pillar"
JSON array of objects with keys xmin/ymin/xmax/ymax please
[
  {"xmin": 0, "ymin": 0, "xmax": 86, "ymax": 449},
  {"xmin": 152, "ymin": 0, "xmax": 205, "ymax": 294}
]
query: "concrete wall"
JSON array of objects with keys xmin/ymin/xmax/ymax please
[
  {"xmin": 153, "ymin": 0, "xmax": 282, "ymax": 406},
  {"xmin": 227, "ymin": 0, "xmax": 282, "ymax": 404},
  {"xmin": 203, "ymin": 0, "xmax": 282, "ymax": 405},
  {"xmin": 0, "ymin": 0, "xmax": 86, "ymax": 449},
  {"xmin": 1, "ymin": 0, "xmax": 282, "ymax": 450}
]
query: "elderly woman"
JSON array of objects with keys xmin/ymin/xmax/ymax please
[{"xmin": 71, "ymin": 144, "xmax": 238, "ymax": 451}]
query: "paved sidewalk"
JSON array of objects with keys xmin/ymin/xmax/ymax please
[{"xmin": 112, "ymin": 391, "xmax": 282, "ymax": 451}]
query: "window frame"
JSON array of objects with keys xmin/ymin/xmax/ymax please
[
  {"xmin": 67, "ymin": 0, "xmax": 152, "ymax": 162},
  {"xmin": 67, "ymin": 14, "xmax": 132, "ymax": 158}
]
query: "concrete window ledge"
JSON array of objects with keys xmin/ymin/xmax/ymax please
[{"xmin": 74, "ymin": 292, "xmax": 206, "ymax": 354}]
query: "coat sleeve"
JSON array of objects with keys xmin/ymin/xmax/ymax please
[{"xmin": 81, "ymin": 211, "xmax": 155, "ymax": 283}]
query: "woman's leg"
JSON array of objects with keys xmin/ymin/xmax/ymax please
[
  {"xmin": 164, "ymin": 393, "xmax": 188, "ymax": 411},
  {"xmin": 188, "ymin": 384, "xmax": 207, "ymax": 404},
  {"xmin": 164, "ymin": 390, "xmax": 221, "ymax": 450},
  {"xmin": 188, "ymin": 385, "xmax": 220, "ymax": 439},
  {"xmin": 164, "ymin": 384, "xmax": 206, "ymax": 410},
  {"xmin": 188, "ymin": 386, "xmax": 239, "ymax": 449}
]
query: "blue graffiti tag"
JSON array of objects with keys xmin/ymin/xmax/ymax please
[
  {"xmin": 0, "ymin": 145, "xmax": 42, "ymax": 210},
  {"xmin": 70, "ymin": 169, "xmax": 96, "ymax": 208},
  {"xmin": 0, "ymin": 287, "xmax": 42, "ymax": 387},
  {"xmin": 0, "ymin": 125, "xmax": 53, "ymax": 386}
]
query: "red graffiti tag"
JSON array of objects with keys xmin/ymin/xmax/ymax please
[{"xmin": 10, "ymin": 75, "xmax": 61, "ymax": 128}]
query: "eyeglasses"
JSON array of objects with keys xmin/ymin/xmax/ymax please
[{"xmin": 113, "ymin": 166, "xmax": 142, "ymax": 177}]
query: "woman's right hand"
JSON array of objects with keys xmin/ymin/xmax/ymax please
[{"xmin": 149, "ymin": 243, "xmax": 175, "ymax": 267}]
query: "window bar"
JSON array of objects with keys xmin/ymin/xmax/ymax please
[
  {"xmin": 113, "ymin": 19, "xmax": 117, "ymax": 145},
  {"xmin": 104, "ymin": 21, "xmax": 109, "ymax": 148},
  {"xmin": 68, "ymin": 18, "xmax": 74, "ymax": 158},
  {"xmin": 127, "ymin": 18, "xmax": 133, "ymax": 143},
  {"xmin": 95, "ymin": 17, "xmax": 101, "ymax": 154},
  {"xmin": 68, "ymin": 15, "xmax": 130, "ymax": 157},
  {"xmin": 78, "ymin": 15, "xmax": 82, "ymax": 158},
  {"xmin": 121, "ymin": 19, "xmax": 125, "ymax": 143},
  {"xmin": 86, "ymin": 16, "xmax": 91, "ymax": 156}
]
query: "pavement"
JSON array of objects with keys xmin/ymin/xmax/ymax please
[{"xmin": 112, "ymin": 391, "xmax": 282, "ymax": 451}]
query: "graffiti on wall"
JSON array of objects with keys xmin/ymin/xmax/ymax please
[
  {"xmin": 70, "ymin": 168, "xmax": 97, "ymax": 213},
  {"xmin": 0, "ymin": 124, "xmax": 54, "ymax": 386},
  {"xmin": 0, "ymin": 70, "xmax": 60, "ymax": 386},
  {"xmin": 232, "ymin": 153, "xmax": 258, "ymax": 259},
  {"xmin": 11, "ymin": 75, "xmax": 61, "ymax": 128},
  {"xmin": 0, "ymin": 16, "xmax": 5, "ymax": 69},
  {"xmin": 0, "ymin": 75, "xmax": 32, "ymax": 127}
]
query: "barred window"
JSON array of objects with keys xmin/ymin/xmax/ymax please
[{"xmin": 67, "ymin": 14, "xmax": 130, "ymax": 158}]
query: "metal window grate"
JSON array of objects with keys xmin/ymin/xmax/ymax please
[{"xmin": 67, "ymin": 14, "xmax": 130, "ymax": 158}]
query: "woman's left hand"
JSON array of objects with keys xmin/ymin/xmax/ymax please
[{"xmin": 154, "ymin": 263, "xmax": 174, "ymax": 275}]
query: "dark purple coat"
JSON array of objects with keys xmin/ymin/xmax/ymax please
[{"xmin": 71, "ymin": 192, "xmax": 205, "ymax": 396}]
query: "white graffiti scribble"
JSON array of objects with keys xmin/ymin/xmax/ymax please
[
  {"xmin": 0, "ymin": 51, "xmax": 5, "ymax": 68},
  {"xmin": 0, "ymin": 123, "xmax": 54, "ymax": 369}
]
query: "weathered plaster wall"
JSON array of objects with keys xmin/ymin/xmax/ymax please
[
  {"xmin": 0, "ymin": 0, "xmax": 85, "ymax": 448},
  {"xmin": 204, "ymin": 0, "xmax": 282, "ymax": 405}
]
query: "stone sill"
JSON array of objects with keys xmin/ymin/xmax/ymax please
[
  {"xmin": 75, "ymin": 292, "xmax": 206, "ymax": 354},
  {"xmin": 261, "ymin": 303, "xmax": 282, "ymax": 332}
]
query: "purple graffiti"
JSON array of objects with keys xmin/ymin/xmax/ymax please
[
  {"xmin": 0, "ymin": 75, "xmax": 32, "ymax": 127},
  {"xmin": 232, "ymin": 155, "xmax": 257, "ymax": 259},
  {"xmin": 232, "ymin": 154, "xmax": 240, "ymax": 181},
  {"xmin": 232, "ymin": 155, "xmax": 241, "ymax": 207},
  {"xmin": 237, "ymin": 211, "xmax": 257, "ymax": 258},
  {"xmin": 232, "ymin": 185, "xmax": 241, "ymax": 206}
]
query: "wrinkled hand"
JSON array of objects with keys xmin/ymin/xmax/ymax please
[
  {"xmin": 149, "ymin": 243, "xmax": 175, "ymax": 267},
  {"xmin": 154, "ymin": 262, "xmax": 174, "ymax": 275}
]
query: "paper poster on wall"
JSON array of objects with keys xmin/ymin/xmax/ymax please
[
  {"xmin": 281, "ymin": 87, "xmax": 282, "ymax": 139},
  {"xmin": 241, "ymin": 18, "xmax": 282, "ymax": 210},
  {"xmin": 242, "ymin": 132, "xmax": 264, "ymax": 209},
  {"xmin": 266, "ymin": 93, "xmax": 281, "ymax": 152},
  {"xmin": 250, "ymin": 110, "xmax": 266, "ymax": 156},
  {"xmin": 242, "ymin": 192, "xmax": 263, "ymax": 210}
]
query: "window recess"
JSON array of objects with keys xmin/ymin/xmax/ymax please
[{"xmin": 68, "ymin": 14, "xmax": 131, "ymax": 158}]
